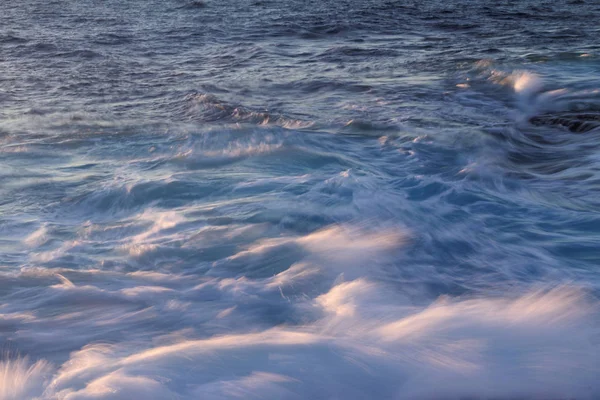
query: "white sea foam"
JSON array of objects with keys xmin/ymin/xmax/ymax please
[
  {"xmin": 2, "ymin": 283, "xmax": 597, "ymax": 399},
  {"xmin": 0, "ymin": 356, "xmax": 52, "ymax": 400},
  {"xmin": 2, "ymin": 224, "xmax": 599, "ymax": 399},
  {"xmin": 24, "ymin": 225, "xmax": 49, "ymax": 248}
]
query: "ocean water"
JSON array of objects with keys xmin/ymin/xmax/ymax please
[{"xmin": 2, "ymin": 0, "xmax": 600, "ymax": 398}]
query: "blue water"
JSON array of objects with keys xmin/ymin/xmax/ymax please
[{"xmin": 2, "ymin": 1, "xmax": 600, "ymax": 399}]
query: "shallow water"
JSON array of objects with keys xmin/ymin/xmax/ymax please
[{"xmin": 1, "ymin": 0, "xmax": 600, "ymax": 399}]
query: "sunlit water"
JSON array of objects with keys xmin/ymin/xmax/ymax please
[{"xmin": 2, "ymin": 0, "xmax": 600, "ymax": 399}]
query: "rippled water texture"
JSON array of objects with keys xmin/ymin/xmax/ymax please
[{"xmin": 2, "ymin": 0, "xmax": 600, "ymax": 399}]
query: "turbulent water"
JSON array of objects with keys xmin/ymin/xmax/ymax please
[{"xmin": 2, "ymin": 0, "xmax": 600, "ymax": 399}]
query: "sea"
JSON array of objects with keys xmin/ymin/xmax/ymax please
[{"xmin": 1, "ymin": 0, "xmax": 600, "ymax": 398}]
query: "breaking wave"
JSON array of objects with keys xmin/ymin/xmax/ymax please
[
  {"xmin": 181, "ymin": 93, "xmax": 314, "ymax": 129},
  {"xmin": 2, "ymin": 223, "xmax": 600, "ymax": 399},
  {"xmin": 2, "ymin": 282, "xmax": 598, "ymax": 399}
]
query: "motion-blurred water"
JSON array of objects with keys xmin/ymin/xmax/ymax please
[{"xmin": 2, "ymin": 0, "xmax": 600, "ymax": 398}]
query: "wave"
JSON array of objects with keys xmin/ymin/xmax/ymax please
[
  {"xmin": 3, "ymin": 222, "xmax": 599, "ymax": 399},
  {"xmin": 464, "ymin": 60, "xmax": 600, "ymax": 123},
  {"xmin": 181, "ymin": 93, "xmax": 313, "ymax": 129},
  {"xmin": 2, "ymin": 283, "xmax": 598, "ymax": 399}
]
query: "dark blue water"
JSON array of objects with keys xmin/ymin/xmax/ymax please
[{"xmin": 2, "ymin": 1, "xmax": 600, "ymax": 398}]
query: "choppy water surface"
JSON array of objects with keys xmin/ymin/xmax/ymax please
[{"xmin": 2, "ymin": 0, "xmax": 600, "ymax": 398}]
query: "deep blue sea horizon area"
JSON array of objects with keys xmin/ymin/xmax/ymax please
[{"xmin": 1, "ymin": 0, "xmax": 600, "ymax": 398}]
